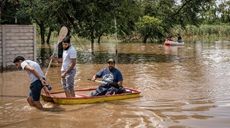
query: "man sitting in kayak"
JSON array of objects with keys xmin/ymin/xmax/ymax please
[
  {"xmin": 166, "ymin": 35, "xmax": 173, "ymax": 41},
  {"xmin": 90, "ymin": 58, "xmax": 126, "ymax": 96}
]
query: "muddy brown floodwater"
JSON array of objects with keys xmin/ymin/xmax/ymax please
[{"xmin": 0, "ymin": 41, "xmax": 230, "ymax": 128}]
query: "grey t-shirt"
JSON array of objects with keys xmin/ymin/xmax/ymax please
[
  {"xmin": 61, "ymin": 45, "xmax": 77, "ymax": 72},
  {"xmin": 21, "ymin": 60, "xmax": 45, "ymax": 83}
]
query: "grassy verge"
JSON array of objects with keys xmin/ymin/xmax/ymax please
[{"xmin": 171, "ymin": 24, "xmax": 230, "ymax": 41}]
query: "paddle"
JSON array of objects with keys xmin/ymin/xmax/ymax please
[
  {"xmin": 87, "ymin": 78, "xmax": 120, "ymax": 88},
  {"xmin": 45, "ymin": 26, "xmax": 68, "ymax": 78}
]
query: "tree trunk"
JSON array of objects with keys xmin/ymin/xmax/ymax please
[
  {"xmin": 36, "ymin": 22, "xmax": 46, "ymax": 65},
  {"xmin": 91, "ymin": 38, "xmax": 94, "ymax": 55},
  {"xmin": 35, "ymin": 20, "xmax": 49, "ymax": 66},
  {"xmin": 97, "ymin": 34, "xmax": 102, "ymax": 44},
  {"xmin": 143, "ymin": 34, "xmax": 148, "ymax": 43},
  {"xmin": 46, "ymin": 27, "xmax": 52, "ymax": 45},
  {"xmin": 91, "ymin": 28, "xmax": 95, "ymax": 55},
  {"xmin": 38, "ymin": 23, "xmax": 45, "ymax": 45}
]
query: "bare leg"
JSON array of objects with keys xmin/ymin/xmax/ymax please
[
  {"xmin": 70, "ymin": 91, "xmax": 75, "ymax": 97},
  {"xmin": 27, "ymin": 96, "xmax": 43, "ymax": 110},
  {"xmin": 27, "ymin": 96, "xmax": 35, "ymax": 107},
  {"xmin": 65, "ymin": 91, "xmax": 71, "ymax": 97},
  {"xmin": 33, "ymin": 101, "xmax": 43, "ymax": 110},
  {"xmin": 65, "ymin": 91, "xmax": 75, "ymax": 97}
]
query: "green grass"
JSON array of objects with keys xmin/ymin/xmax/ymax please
[{"xmin": 171, "ymin": 24, "xmax": 230, "ymax": 41}]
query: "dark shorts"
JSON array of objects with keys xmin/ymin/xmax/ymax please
[{"xmin": 29, "ymin": 79, "xmax": 43, "ymax": 101}]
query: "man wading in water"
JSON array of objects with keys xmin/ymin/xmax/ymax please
[{"xmin": 13, "ymin": 56, "xmax": 50, "ymax": 110}]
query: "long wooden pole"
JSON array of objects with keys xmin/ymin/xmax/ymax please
[{"xmin": 45, "ymin": 26, "xmax": 68, "ymax": 78}]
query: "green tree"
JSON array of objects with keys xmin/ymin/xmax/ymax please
[
  {"xmin": 218, "ymin": 1, "xmax": 230, "ymax": 23},
  {"xmin": 0, "ymin": 0, "xmax": 31, "ymax": 24},
  {"xmin": 20, "ymin": 0, "xmax": 61, "ymax": 45},
  {"xmin": 140, "ymin": 0, "xmax": 215, "ymax": 41},
  {"xmin": 53, "ymin": 0, "xmax": 141, "ymax": 53},
  {"xmin": 198, "ymin": 1, "xmax": 218, "ymax": 24},
  {"xmin": 141, "ymin": 0, "xmax": 177, "ymax": 39},
  {"xmin": 136, "ymin": 15, "xmax": 163, "ymax": 43}
]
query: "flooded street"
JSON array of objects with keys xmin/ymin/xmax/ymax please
[{"xmin": 0, "ymin": 41, "xmax": 230, "ymax": 128}]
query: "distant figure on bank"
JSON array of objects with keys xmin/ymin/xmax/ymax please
[
  {"xmin": 50, "ymin": 36, "xmax": 77, "ymax": 97},
  {"xmin": 13, "ymin": 56, "xmax": 50, "ymax": 110},
  {"xmin": 177, "ymin": 34, "xmax": 182, "ymax": 42}
]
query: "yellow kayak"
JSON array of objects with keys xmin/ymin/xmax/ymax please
[{"xmin": 41, "ymin": 87, "xmax": 141, "ymax": 105}]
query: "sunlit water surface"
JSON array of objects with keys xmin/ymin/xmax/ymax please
[{"xmin": 0, "ymin": 41, "xmax": 230, "ymax": 128}]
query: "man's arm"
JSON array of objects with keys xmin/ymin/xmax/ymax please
[
  {"xmin": 24, "ymin": 65, "xmax": 50, "ymax": 95},
  {"xmin": 109, "ymin": 81, "xmax": 122, "ymax": 88},
  {"xmin": 24, "ymin": 65, "xmax": 46, "ymax": 86},
  {"xmin": 61, "ymin": 58, "xmax": 76, "ymax": 78},
  {"xmin": 91, "ymin": 75, "xmax": 98, "ymax": 81},
  {"xmin": 117, "ymin": 81, "xmax": 123, "ymax": 86},
  {"xmin": 50, "ymin": 55, "xmax": 63, "ymax": 62}
]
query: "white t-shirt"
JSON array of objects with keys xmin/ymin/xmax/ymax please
[
  {"xmin": 61, "ymin": 45, "xmax": 77, "ymax": 72},
  {"xmin": 21, "ymin": 60, "xmax": 45, "ymax": 83}
]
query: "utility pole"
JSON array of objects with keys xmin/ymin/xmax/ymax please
[
  {"xmin": 114, "ymin": 17, "xmax": 119, "ymax": 64},
  {"xmin": 114, "ymin": 17, "xmax": 118, "ymax": 55}
]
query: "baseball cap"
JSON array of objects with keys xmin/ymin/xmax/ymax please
[{"xmin": 107, "ymin": 58, "xmax": 115, "ymax": 63}]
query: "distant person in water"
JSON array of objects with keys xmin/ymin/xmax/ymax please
[
  {"xmin": 166, "ymin": 35, "xmax": 172, "ymax": 41},
  {"xmin": 177, "ymin": 34, "xmax": 182, "ymax": 42}
]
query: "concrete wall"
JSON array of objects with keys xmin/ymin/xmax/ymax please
[{"xmin": 0, "ymin": 25, "xmax": 36, "ymax": 71}]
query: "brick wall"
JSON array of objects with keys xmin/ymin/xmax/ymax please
[
  {"xmin": 0, "ymin": 25, "xmax": 36, "ymax": 71},
  {"xmin": 0, "ymin": 27, "xmax": 2, "ymax": 68}
]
